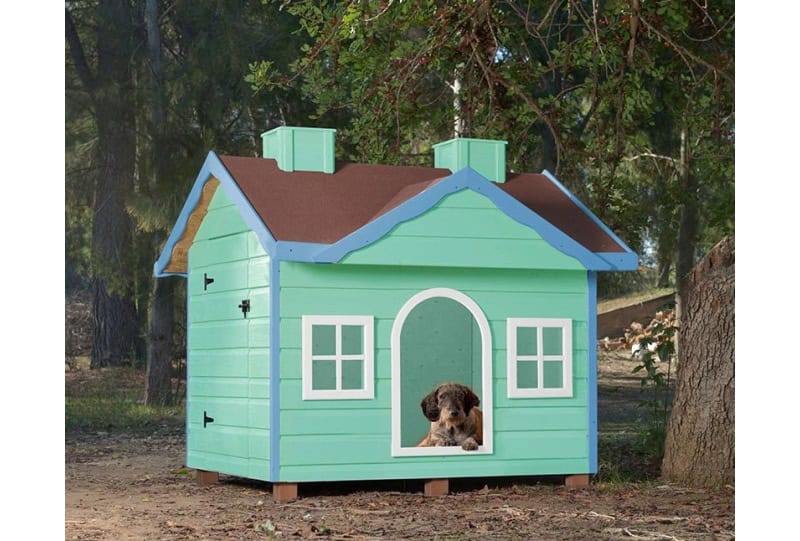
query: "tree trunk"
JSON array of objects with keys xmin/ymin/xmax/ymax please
[
  {"xmin": 661, "ymin": 236, "xmax": 734, "ymax": 487},
  {"xmin": 84, "ymin": 0, "xmax": 139, "ymax": 368},
  {"xmin": 143, "ymin": 0, "xmax": 176, "ymax": 406},
  {"xmin": 146, "ymin": 277, "xmax": 176, "ymax": 406},
  {"xmin": 675, "ymin": 124, "xmax": 698, "ymax": 284}
]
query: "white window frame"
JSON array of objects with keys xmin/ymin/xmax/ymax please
[
  {"xmin": 391, "ymin": 288, "xmax": 493, "ymax": 457},
  {"xmin": 301, "ymin": 315, "xmax": 375, "ymax": 400},
  {"xmin": 507, "ymin": 318, "xmax": 573, "ymax": 398}
]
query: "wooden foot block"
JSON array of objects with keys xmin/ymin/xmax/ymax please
[
  {"xmin": 196, "ymin": 470, "xmax": 219, "ymax": 485},
  {"xmin": 273, "ymin": 483, "xmax": 298, "ymax": 502},
  {"xmin": 565, "ymin": 474, "xmax": 590, "ymax": 488},
  {"xmin": 424, "ymin": 478, "xmax": 449, "ymax": 497}
]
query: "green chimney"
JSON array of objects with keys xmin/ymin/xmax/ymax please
[
  {"xmin": 433, "ymin": 137, "xmax": 508, "ymax": 183},
  {"xmin": 261, "ymin": 126, "xmax": 337, "ymax": 174}
]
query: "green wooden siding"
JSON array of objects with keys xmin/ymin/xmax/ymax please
[
  {"xmin": 340, "ymin": 189, "xmax": 584, "ymax": 270},
  {"xmin": 277, "ymin": 260, "xmax": 590, "ymax": 482},
  {"xmin": 187, "ymin": 185, "xmax": 270, "ymax": 481}
]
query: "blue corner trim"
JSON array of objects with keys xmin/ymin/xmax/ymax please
[
  {"xmin": 269, "ymin": 257, "xmax": 281, "ymax": 482},
  {"xmin": 153, "ymin": 151, "xmax": 278, "ymax": 277},
  {"xmin": 587, "ymin": 271, "xmax": 598, "ymax": 473},
  {"xmin": 541, "ymin": 169, "xmax": 638, "ymax": 258},
  {"xmin": 313, "ymin": 168, "xmax": 613, "ymax": 270}
]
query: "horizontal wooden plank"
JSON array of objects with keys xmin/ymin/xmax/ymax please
[
  {"xmin": 187, "ymin": 451, "xmax": 269, "ymax": 482},
  {"xmin": 436, "ymin": 189, "xmax": 497, "ymax": 209},
  {"xmin": 494, "ymin": 407, "xmax": 589, "ymax": 432},
  {"xmin": 188, "ymin": 423, "xmax": 250, "ymax": 457},
  {"xmin": 392, "ymin": 207, "xmax": 543, "ymax": 240},
  {"xmin": 188, "ymin": 377, "xmax": 251, "ymax": 399},
  {"xmin": 342, "ymin": 236, "xmax": 584, "ymax": 270},
  {"xmin": 279, "ymin": 457, "xmax": 590, "ymax": 482},
  {"xmin": 280, "ymin": 409, "xmax": 389, "ymax": 436},
  {"xmin": 280, "ymin": 262, "xmax": 586, "ymax": 293},
  {"xmin": 278, "ymin": 430, "xmax": 587, "ymax": 467},
  {"xmin": 248, "ymin": 348, "xmax": 270, "ymax": 379},
  {"xmin": 280, "ymin": 379, "xmax": 392, "ymax": 410},
  {"xmin": 194, "ymin": 204, "xmax": 249, "ymax": 241},
  {"xmin": 190, "ymin": 233, "xmax": 250, "ymax": 268},
  {"xmin": 188, "ymin": 319, "xmax": 269, "ymax": 350},
  {"xmin": 189, "ymin": 349, "xmax": 249, "ymax": 378},
  {"xmin": 189, "ymin": 289, "xmax": 269, "ymax": 323},
  {"xmin": 187, "ymin": 397, "xmax": 264, "ymax": 429},
  {"xmin": 279, "ymin": 287, "xmax": 587, "ymax": 320}
]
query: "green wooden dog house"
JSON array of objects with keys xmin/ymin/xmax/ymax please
[{"xmin": 154, "ymin": 126, "xmax": 637, "ymax": 499}]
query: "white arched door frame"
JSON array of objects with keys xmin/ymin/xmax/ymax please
[{"xmin": 390, "ymin": 287, "xmax": 493, "ymax": 457}]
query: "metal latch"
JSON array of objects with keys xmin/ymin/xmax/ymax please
[
  {"xmin": 203, "ymin": 273, "xmax": 214, "ymax": 290},
  {"xmin": 203, "ymin": 410, "xmax": 214, "ymax": 428},
  {"xmin": 238, "ymin": 299, "xmax": 250, "ymax": 318}
]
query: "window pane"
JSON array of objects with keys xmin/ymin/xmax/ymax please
[
  {"xmin": 517, "ymin": 326, "xmax": 538, "ymax": 356},
  {"xmin": 341, "ymin": 359, "xmax": 364, "ymax": 390},
  {"xmin": 312, "ymin": 325, "xmax": 336, "ymax": 355},
  {"xmin": 543, "ymin": 360, "xmax": 563, "ymax": 388},
  {"xmin": 517, "ymin": 360, "xmax": 538, "ymax": 389},
  {"xmin": 341, "ymin": 325, "xmax": 363, "ymax": 355},
  {"xmin": 311, "ymin": 359, "xmax": 336, "ymax": 390},
  {"xmin": 542, "ymin": 327, "xmax": 563, "ymax": 355}
]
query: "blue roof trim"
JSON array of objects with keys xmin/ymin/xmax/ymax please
[
  {"xmin": 274, "ymin": 241, "xmax": 330, "ymax": 261},
  {"xmin": 312, "ymin": 168, "xmax": 613, "ymax": 270},
  {"xmin": 597, "ymin": 252, "xmax": 639, "ymax": 271},
  {"xmin": 153, "ymin": 151, "xmax": 277, "ymax": 277},
  {"xmin": 540, "ymin": 169, "xmax": 637, "ymax": 258}
]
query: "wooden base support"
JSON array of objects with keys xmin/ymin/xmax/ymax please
[
  {"xmin": 424, "ymin": 478, "xmax": 449, "ymax": 497},
  {"xmin": 565, "ymin": 474, "xmax": 591, "ymax": 488},
  {"xmin": 273, "ymin": 482, "xmax": 298, "ymax": 502},
  {"xmin": 196, "ymin": 470, "xmax": 219, "ymax": 485}
]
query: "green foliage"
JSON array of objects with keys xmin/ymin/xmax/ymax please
[
  {"xmin": 249, "ymin": 0, "xmax": 734, "ymax": 275},
  {"xmin": 632, "ymin": 320, "xmax": 678, "ymax": 459}
]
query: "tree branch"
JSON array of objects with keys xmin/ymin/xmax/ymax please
[{"xmin": 639, "ymin": 16, "xmax": 734, "ymax": 85}]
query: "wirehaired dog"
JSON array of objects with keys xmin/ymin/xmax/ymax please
[{"xmin": 417, "ymin": 382, "xmax": 483, "ymax": 451}]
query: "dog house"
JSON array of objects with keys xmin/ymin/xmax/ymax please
[{"xmin": 154, "ymin": 126, "xmax": 637, "ymax": 500}]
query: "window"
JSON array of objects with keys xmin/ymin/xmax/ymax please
[
  {"xmin": 302, "ymin": 315, "xmax": 374, "ymax": 400},
  {"xmin": 507, "ymin": 318, "xmax": 573, "ymax": 398}
]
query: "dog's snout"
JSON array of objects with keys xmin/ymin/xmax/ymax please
[{"xmin": 449, "ymin": 409, "xmax": 460, "ymax": 418}]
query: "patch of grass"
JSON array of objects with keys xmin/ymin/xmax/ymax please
[{"xmin": 65, "ymin": 366, "xmax": 184, "ymax": 433}]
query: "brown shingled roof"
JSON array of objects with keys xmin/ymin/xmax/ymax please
[
  {"xmin": 217, "ymin": 155, "xmax": 624, "ymax": 252},
  {"xmin": 500, "ymin": 173, "xmax": 624, "ymax": 253}
]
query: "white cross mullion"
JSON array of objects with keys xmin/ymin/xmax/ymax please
[{"xmin": 537, "ymin": 326, "xmax": 544, "ymax": 390}]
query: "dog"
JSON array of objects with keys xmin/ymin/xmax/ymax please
[{"xmin": 417, "ymin": 382, "xmax": 483, "ymax": 451}]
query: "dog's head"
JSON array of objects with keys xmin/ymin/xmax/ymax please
[{"xmin": 420, "ymin": 382, "xmax": 480, "ymax": 427}]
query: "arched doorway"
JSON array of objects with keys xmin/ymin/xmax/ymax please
[{"xmin": 391, "ymin": 288, "xmax": 493, "ymax": 456}]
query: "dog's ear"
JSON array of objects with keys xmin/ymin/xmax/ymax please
[
  {"xmin": 461, "ymin": 385, "xmax": 480, "ymax": 414},
  {"xmin": 420, "ymin": 387, "xmax": 440, "ymax": 421}
]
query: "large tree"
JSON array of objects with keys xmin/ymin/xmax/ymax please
[
  {"xmin": 66, "ymin": 0, "xmax": 140, "ymax": 367},
  {"xmin": 662, "ymin": 236, "xmax": 734, "ymax": 486}
]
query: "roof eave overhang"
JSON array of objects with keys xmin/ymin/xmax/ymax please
[{"xmin": 153, "ymin": 151, "xmax": 277, "ymax": 277}]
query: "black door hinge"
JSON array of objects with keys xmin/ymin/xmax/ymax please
[
  {"xmin": 203, "ymin": 410, "xmax": 214, "ymax": 428},
  {"xmin": 203, "ymin": 273, "xmax": 214, "ymax": 290},
  {"xmin": 238, "ymin": 299, "xmax": 251, "ymax": 318}
]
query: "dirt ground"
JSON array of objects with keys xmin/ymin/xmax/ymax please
[{"xmin": 65, "ymin": 354, "xmax": 734, "ymax": 540}]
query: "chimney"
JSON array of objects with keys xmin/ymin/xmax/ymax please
[
  {"xmin": 261, "ymin": 126, "xmax": 337, "ymax": 174},
  {"xmin": 433, "ymin": 137, "xmax": 507, "ymax": 183}
]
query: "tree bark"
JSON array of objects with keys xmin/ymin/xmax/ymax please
[
  {"xmin": 143, "ymin": 0, "xmax": 176, "ymax": 406},
  {"xmin": 661, "ymin": 236, "xmax": 734, "ymax": 487},
  {"xmin": 68, "ymin": 0, "xmax": 140, "ymax": 368},
  {"xmin": 145, "ymin": 277, "xmax": 176, "ymax": 406}
]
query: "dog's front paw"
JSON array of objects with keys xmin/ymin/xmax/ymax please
[{"xmin": 461, "ymin": 438, "xmax": 479, "ymax": 451}]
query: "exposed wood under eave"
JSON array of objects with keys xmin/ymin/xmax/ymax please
[{"xmin": 163, "ymin": 177, "xmax": 220, "ymax": 274}]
